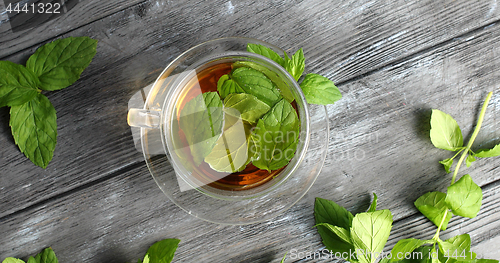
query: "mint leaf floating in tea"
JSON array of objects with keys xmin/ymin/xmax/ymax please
[
  {"xmin": 10, "ymin": 94, "xmax": 57, "ymax": 169},
  {"xmin": 205, "ymin": 113, "xmax": 252, "ymax": 173},
  {"xmin": 26, "ymin": 36, "xmax": 98, "ymax": 91},
  {"xmin": 0, "ymin": 61, "xmax": 40, "ymax": 107},
  {"xmin": 233, "ymin": 61, "xmax": 294, "ymax": 102},
  {"xmin": 178, "ymin": 92, "xmax": 223, "ymax": 166},
  {"xmin": 224, "ymin": 93, "xmax": 271, "ymax": 124},
  {"xmin": 251, "ymin": 99, "xmax": 300, "ymax": 171},
  {"xmin": 247, "ymin": 43, "xmax": 285, "ymax": 67},
  {"xmin": 228, "ymin": 67, "xmax": 282, "ymax": 107},
  {"xmin": 414, "ymin": 191, "xmax": 452, "ymax": 230},
  {"xmin": 430, "ymin": 109, "xmax": 464, "ymax": 151},
  {"xmin": 217, "ymin": 74, "xmax": 244, "ymax": 99},
  {"xmin": 284, "ymin": 48, "xmax": 305, "ymax": 81},
  {"xmin": 300, "ymin": 74, "xmax": 342, "ymax": 105}
]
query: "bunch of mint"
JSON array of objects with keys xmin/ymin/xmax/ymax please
[
  {"xmin": 2, "ymin": 238, "xmax": 180, "ymax": 263},
  {"xmin": 312, "ymin": 92, "xmax": 499, "ymax": 263},
  {"xmin": 0, "ymin": 36, "xmax": 97, "ymax": 168}
]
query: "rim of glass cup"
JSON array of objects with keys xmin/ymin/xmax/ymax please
[{"xmin": 156, "ymin": 49, "xmax": 311, "ymax": 200}]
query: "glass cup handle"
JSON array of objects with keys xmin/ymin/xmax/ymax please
[{"xmin": 127, "ymin": 108, "xmax": 161, "ymax": 129}]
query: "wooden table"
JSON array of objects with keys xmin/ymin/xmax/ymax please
[{"xmin": 1, "ymin": 0, "xmax": 499, "ymax": 262}]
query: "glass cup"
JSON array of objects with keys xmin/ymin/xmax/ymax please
[{"xmin": 127, "ymin": 37, "xmax": 328, "ymax": 224}]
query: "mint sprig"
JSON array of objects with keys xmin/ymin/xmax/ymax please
[
  {"xmin": 0, "ymin": 36, "xmax": 97, "ymax": 168},
  {"xmin": 314, "ymin": 92, "xmax": 499, "ymax": 263}
]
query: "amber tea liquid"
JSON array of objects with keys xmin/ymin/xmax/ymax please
[{"xmin": 173, "ymin": 61, "xmax": 287, "ymax": 191}]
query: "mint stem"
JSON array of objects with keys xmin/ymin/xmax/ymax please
[{"xmin": 450, "ymin": 91, "xmax": 493, "ymax": 185}]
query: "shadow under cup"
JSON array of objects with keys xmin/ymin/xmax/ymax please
[{"xmin": 160, "ymin": 52, "xmax": 311, "ymax": 201}]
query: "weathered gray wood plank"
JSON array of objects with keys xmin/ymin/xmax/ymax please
[
  {"xmin": 0, "ymin": 0, "xmax": 147, "ymax": 58},
  {"xmin": 2, "ymin": 0, "xmax": 500, "ymax": 220},
  {"xmin": 1, "ymin": 164, "xmax": 499, "ymax": 262}
]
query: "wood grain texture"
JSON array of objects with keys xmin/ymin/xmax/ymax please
[
  {"xmin": 1, "ymin": 0, "xmax": 500, "ymax": 261},
  {"xmin": 1, "ymin": 0, "xmax": 500, "ymax": 220}
]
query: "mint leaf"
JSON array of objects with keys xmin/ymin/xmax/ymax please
[
  {"xmin": 314, "ymin": 198, "xmax": 355, "ymax": 255},
  {"xmin": 232, "ymin": 61, "xmax": 294, "ymax": 102},
  {"xmin": 299, "ymin": 73, "xmax": 342, "ymax": 105},
  {"xmin": 314, "ymin": 223, "xmax": 352, "ymax": 244},
  {"xmin": 27, "ymin": 258, "xmax": 36, "ymax": 263},
  {"xmin": 445, "ymin": 174, "xmax": 482, "ymax": 218},
  {"xmin": 284, "ymin": 49, "xmax": 305, "ymax": 81},
  {"xmin": 430, "ymin": 109, "xmax": 464, "ymax": 151},
  {"xmin": 2, "ymin": 258, "xmax": 25, "ymax": 263},
  {"xmin": 0, "ymin": 61, "xmax": 40, "ymax": 107},
  {"xmin": 142, "ymin": 254, "xmax": 150, "ymax": 263},
  {"xmin": 34, "ymin": 248, "xmax": 58, "ymax": 263},
  {"xmin": 440, "ymin": 158, "xmax": 454, "ymax": 173},
  {"xmin": 466, "ymin": 154, "xmax": 476, "ymax": 168},
  {"xmin": 350, "ymin": 210, "xmax": 393, "ymax": 263},
  {"xmin": 438, "ymin": 234, "xmax": 476, "ymax": 262},
  {"xmin": 474, "ymin": 144, "xmax": 500, "ymax": 158},
  {"xmin": 204, "ymin": 114, "xmax": 251, "ymax": 173},
  {"xmin": 390, "ymin": 239, "xmax": 431, "ymax": 261},
  {"xmin": 26, "ymin": 36, "xmax": 97, "ymax": 91},
  {"xmin": 230, "ymin": 67, "xmax": 282, "ymax": 106},
  {"xmin": 251, "ymin": 99, "xmax": 299, "ymax": 171},
  {"xmin": 368, "ymin": 193, "xmax": 378, "ymax": 212},
  {"xmin": 414, "ymin": 192, "xmax": 452, "ymax": 230},
  {"xmin": 224, "ymin": 93, "xmax": 271, "ymax": 124},
  {"xmin": 246, "ymin": 43, "xmax": 285, "ymax": 67},
  {"xmin": 217, "ymin": 74, "xmax": 244, "ymax": 99},
  {"xmin": 10, "ymin": 93, "xmax": 57, "ymax": 168},
  {"xmin": 178, "ymin": 92, "xmax": 223, "ymax": 166},
  {"xmin": 145, "ymin": 238, "xmax": 180, "ymax": 263}
]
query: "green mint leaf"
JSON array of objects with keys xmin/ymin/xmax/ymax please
[
  {"xmin": 10, "ymin": 93, "xmax": 57, "ymax": 168},
  {"xmin": 280, "ymin": 252, "xmax": 287, "ymax": 263},
  {"xmin": 314, "ymin": 223, "xmax": 352, "ymax": 244},
  {"xmin": 414, "ymin": 192, "xmax": 452, "ymax": 230},
  {"xmin": 232, "ymin": 61, "xmax": 294, "ymax": 102},
  {"xmin": 350, "ymin": 210, "xmax": 393, "ymax": 263},
  {"xmin": 178, "ymin": 92, "xmax": 223, "ymax": 166},
  {"xmin": 246, "ymin": 44, "xmax": 285, "ymax": 67},
  {"xmin": 439, "ymin": 158, "xmax": 454, "ymax": 173},
  {"xmin": 27, "ymin": 258, "xmax": 36, "ymax": 263},
  {"xmin": 438, "ymin": 234, "xmax": 476, "ymax": 262},
  {"xmin": 385, "ymin": 246, "xmax": 434, "ymax": 263},
  {"xmin": 224, "ymin": 93, "xmax": 271, "ymax": 124},
  {"xmin": 445, "ymin": 174, "xmax": 482, "ymax": 218},
  {"xmin": 474, "ymin": 144, "xmax": 500, "ymax": 158},
  {"xmin": 230, "ymin": 67, "xmax": 282, "ymax": 106},
  {"xmin": 217, "ymin": 74, "xmax": 244, "ymax": 99},
  {"xmin": 390, "ymin": 239, "xmax": 430, "ymax": 262},
  {"xmin": 284, "ymin": 49, "xmax": 305, "ymax": 81},
  {"xmin": 368, "ymin": 193, "xmax": 378, "ymax": 212},
  {"xmin": 34, "ymin": 248, "xmax": 58, "ymax": 263},
  {"xmin": 2, "ymin": 258, "xmax": 25, "ymax": 263},
  {"xmin": 465, "ymin": 154, "xmax": 476, "ymax": 168},
  {"xmin": 299, "ymin": 73, "xmax": 342, "ymax": 105},
  {"xmin": 142, "ymin": 254, "xmax": 150, "ymax": 263},
  {"xmin": 204, "ymin": 114, "xmax": 252, "ymax": 173},
  {"xmin": 430, "ymin": 109, "xmax": 464, "ymax": 151},
  {"xmin": 314, "ymin": 198, "xmax": 355, "ymax": 255},
  {"xmin": 145, "ymin": 238, "xmax": 180, "ymax": 263},
  {"xmin": 26, "ymin": 36, "xmax": 97, "ymax": 91},
  {"xmin": 251, "ymin": 99, "xmax": 299, "ymax": 171},
  {"xmin": 0, "ymin": 61, "xmax": 40, "ymax": 107}
]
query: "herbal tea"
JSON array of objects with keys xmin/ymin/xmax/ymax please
[{"xmin": 171, "ymin": 59, "xmax": 300, "ymax": 191}]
